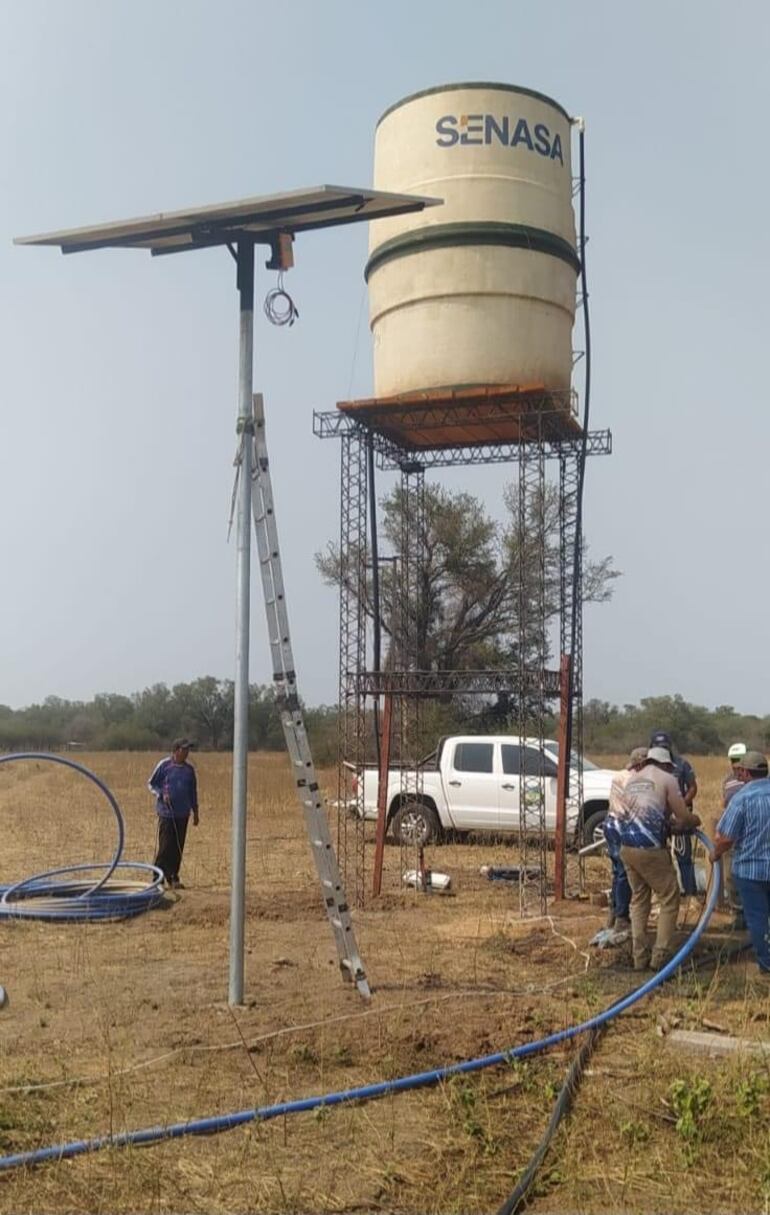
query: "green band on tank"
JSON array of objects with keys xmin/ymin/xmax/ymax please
[{"xmin": 365, "ymin": 222, "xmax": 580, "ymax": 281}]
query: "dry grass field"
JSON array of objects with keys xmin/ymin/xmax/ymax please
[{"xmin": 1, "ymin": 751, "xmax": 770, "ymax": 1214}]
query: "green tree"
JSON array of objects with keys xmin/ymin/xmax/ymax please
[
  {"xmin": 173, "ymin": 677, "xmax": 233, "ymax": 750},
  {"xmin": 248, "ymin": 684, "xmax": 283, "ymax": 749},
  {"xmin": 317, "ymin": 482, "xmax": 619, "ymax": 722},
  {"xmin": 93, "ymin": 693, "xmax": 134, "ymax": 726},
  {"xmin": 133, "ymin": 684, "xmax": 179, "ymax": 743}
]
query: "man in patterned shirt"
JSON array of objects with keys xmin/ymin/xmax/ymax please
[
  {"xmin": 616, "ymin": 746, "xmax": 700, "ymax": 970},
  {"xmin": 603, "ymin": 746, "xmax": 649, "ymax": 933},
  {"xmin": 713, "ymin": 751, "xmax": 770, "ymax": 974}
]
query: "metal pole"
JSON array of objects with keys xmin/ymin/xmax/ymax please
[
  {"xmin": 554, "ymin": 652, "xmax": 572, "ymax": 902},
  {"xmin": 229, "ymin": 237, "xmax": 255, "ymax": 1006},
  {"xmin": 372, "ymin": 689, "xmax": 393, "ymax": 896}
]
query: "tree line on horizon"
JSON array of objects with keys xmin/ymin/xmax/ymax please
[
  {"xmin": 0, "ymin": 678, "xmax": 328, "ymax": 755},
  {"xmin": 0, "ymin": 682, "xmax": 766, "ymax": 762},
  {"xmin": 2, "ymin": 480, "xmax": 625, "ymax": 762},
  {"xmin": 3, "ymin": 486, "xmax": 759, "ymax": 761}
]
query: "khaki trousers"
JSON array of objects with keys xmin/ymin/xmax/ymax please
[{"xmin": 620, "ymin": 845, "xmax": 681, "ymax": 967}]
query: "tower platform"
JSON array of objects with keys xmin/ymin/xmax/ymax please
[{"xmin": 335, "ymin": 383, "xmax": 581, "ymax": 450}]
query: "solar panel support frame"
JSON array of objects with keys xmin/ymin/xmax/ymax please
[{"xmin": 15, "ymin": 184, "xmax": 441, "ymax": 1007}]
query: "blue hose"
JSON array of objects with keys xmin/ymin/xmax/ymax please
[
  {"xmin": 0, "ymin": 752, "xmax": 164, "ymax": 922},
  {"xmin": 1, "ymin": 862, "xmax": 164, "ymax": 921},
  {"xmin": 0, "ymin": 835, "xmax": 722, "ymax": 1172}
]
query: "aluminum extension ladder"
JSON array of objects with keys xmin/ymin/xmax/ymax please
[{"xmin": 248, "ymin": 393, "xmax": 371, "ymax": 999}]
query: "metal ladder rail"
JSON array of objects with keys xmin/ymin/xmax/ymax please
[{"xmin": 248, "ymin": 394, "xmax": 371, "ymax": 999}]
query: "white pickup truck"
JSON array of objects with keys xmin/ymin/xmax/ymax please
[{"xmin": 352, "ymin": 735, "xmax": 615, "ymax": 848}]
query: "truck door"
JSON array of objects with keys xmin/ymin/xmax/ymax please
[
  {"xmin": 541, "ymin": 749, "xmax": 560, "ymax": 829},
  {"xmin": 499, "ymin": 745, "xmax": 559, "ymax": 833},
  {"xmin": 499, "ymin": 743, "xmax": 523, "ymax": 831},
  {"xmin": 443, "ymin": 740, "xmax": 499, "ymax": 831}
]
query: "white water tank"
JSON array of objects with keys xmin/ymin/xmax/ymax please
[{"xmin": 367, "ymin": 82, "xmax": 578, "ymax": 398}]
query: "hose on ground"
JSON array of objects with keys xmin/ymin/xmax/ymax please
[
  {"xmin": 0, "ymin": 833, "xmax": 722, "ymax": 1172},
  {"xmin": 496, "ymin": 1026, "xmax": 603, "ymax": 1215},
  {"xmin": 0, "ymin": 753, "xmax": 164, "ymax": 921},
  {"xmin": 495, "ymin": 921, "xmax": 751, "ymax": 1214}
]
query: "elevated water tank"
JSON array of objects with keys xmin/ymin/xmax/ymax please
[{"xmin": 367, "ymin": 82, "xmax": 579, "ymax": 398}]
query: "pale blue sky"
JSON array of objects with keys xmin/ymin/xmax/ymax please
[{"xmin": 1, "ymin": 0, "xmax": 768, "ymax": 713}]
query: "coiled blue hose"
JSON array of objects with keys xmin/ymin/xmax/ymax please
[
  {"xmin": 0, "ymin": 835, "xmax": 722, "ymax": 1172},
  {"xmin": 0, "ymin": 861, "xmax": 165, "ymax": 921},
  {"xmin": 0, "ymin": 752, "xmax": 164, "ymax": 922}
]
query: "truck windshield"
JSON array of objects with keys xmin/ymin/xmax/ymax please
[{"xmin": 551, "ymin": 744, "xmax": 598, "ymax": 771}]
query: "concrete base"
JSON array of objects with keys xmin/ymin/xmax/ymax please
[{"xmin": 668, "ymin": 1029, "xmax": 770, "ymax": 1058}]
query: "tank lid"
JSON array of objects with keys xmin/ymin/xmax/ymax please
[{"xmin": 377, "ymin": 81, "xmax": 572, "ymax": 128}]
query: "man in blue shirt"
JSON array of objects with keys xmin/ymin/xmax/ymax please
[
  {"xmin": 148, "ymin": 738, "xmax": 199, "ymax": 889},
  {"xmin": 649, "ymin": 731, "xmax": 698, "ymax": 806},
  {"xmin": 714, "ymin": 750, "xmax": 770, "ymax": 974}
]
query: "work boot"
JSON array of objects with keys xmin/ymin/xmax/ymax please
[
  {"xmin": 651, "ymin": 950, "xmax": 671, "ymax": 971},
  {"xmin": 614, "ymin": 917, "xmax": 631, "ymax": 933},
  {"xmin": 633, "ymin": 951, "xmax": 651, "ymax": 972}
]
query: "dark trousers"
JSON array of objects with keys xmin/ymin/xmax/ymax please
[
  {"xmin": 154, "ymin": 815, "xmax": 189, "ymax": 881},
  {"xmin": 734, "ymin": 876, "xmax": 770, "ymax": 972},
  {"xmin": 609, "ymin": 850, "xmax": 632, "ymax": 922},
  {"xmin": 672, "ymin": 832, "xmax": 698, "ymax": 895}
]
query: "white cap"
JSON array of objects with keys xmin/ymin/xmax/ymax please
[
  {"xmin": 647, "ymin": 746, "xmax": 673, "ymax": 765},
  {"xmin": 728, "ymin": 743, "xmax": 747, "ymax": 761}
]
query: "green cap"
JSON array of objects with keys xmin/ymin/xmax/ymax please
[{"xmin": 739, "ymin": 750, "xmax": 768, "ymax": 774}]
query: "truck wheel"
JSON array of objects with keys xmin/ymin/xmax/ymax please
[
  {"xmin": 391, "ymin": 802, "xmax": 440, "ymax": 847},
  {"xmin": 582, "ymin": 808, "xmax": 608, "ymax": 848}
]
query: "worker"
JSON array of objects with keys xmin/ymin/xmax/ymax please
[
  {"xmin": 603, "ymin": 746, "xmax": 649, "ymax": 933},
  {"xmin": 724, "ymin": 743, "xmax": 748, "ymax": 808},
  {"xmin": 650, "ymin": 730, "xmax": 698, "ymax": 895},
  {"xmin": 148, "ymin": 738, "xmax": 199, "ymax": 889},
  {"xmin": 715, "ymin": 743, "xmax": 748, "ymax": 927},
  {"xmin": 617, "ymin": 746, "xmax": 700, "ymax": 971},
  {"xmin": 649, "ymin": 730, "xmax": 698, "ymax": 805},
  {"xmin": 713, "ymin": 751, "xmax": 770, "ymax": 975}
]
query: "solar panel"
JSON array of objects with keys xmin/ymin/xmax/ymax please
[
  {"xmin": 14, "ymin": 184, "xmax": 441, "ymax": 256},
  {"xmin": 12, "ymin": 178, "xmax": 444, "ymax": 1008}
]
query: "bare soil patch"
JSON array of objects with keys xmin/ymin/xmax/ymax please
[{"xmin": 1, "ymin": 752, "xmax": 768, "ymax": 1213}]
